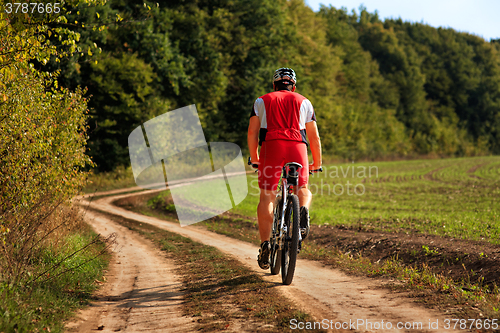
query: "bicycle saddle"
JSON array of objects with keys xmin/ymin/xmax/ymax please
[
  {"xmin": 284, "ymin": 162, "xmax": 303, "ymax": 169},
  {"xmin": 284, "ymin": 162, "xmax": 302, "ymax": 186}
]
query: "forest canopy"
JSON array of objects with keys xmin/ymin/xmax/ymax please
[{"xmin": 40, "ymin": 0, "xmax": 500, "ymax": 171}]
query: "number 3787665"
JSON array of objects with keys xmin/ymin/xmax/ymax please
[{"xmin": 4, "ymin": 3, "xmax": 61, "ymax": 14}]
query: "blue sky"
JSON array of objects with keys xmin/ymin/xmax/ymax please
[{"xmin": 305, "ymin": 0, "xmax": 500, "ymax": 42}]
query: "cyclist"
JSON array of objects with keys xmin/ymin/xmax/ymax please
[{"xmin": 247, "ymin": 67, "xmax": 322, "ymax": 269}]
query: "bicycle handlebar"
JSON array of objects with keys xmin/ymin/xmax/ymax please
[
  {"xmin": 249, "ymin": 157, "xmax": 322, "ymax": 174},
  {"xmin": 247, "ymin": 157, "xmax": 259, "ymax": 169},
  {"xmin": 309, "ymin": 167, "xmax": 323, "ymax": 174}
]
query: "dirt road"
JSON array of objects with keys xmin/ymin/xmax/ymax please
[
  {"xmin": 71, "ymin": 186, "xmax": 461, "ymax": 332},
  {"xmin": 66, "ymin": 205, "xmax": 195, "ymax": 332}
]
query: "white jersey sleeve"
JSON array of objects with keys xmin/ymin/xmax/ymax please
[
  {"xmin": 304, "ymin": 99, "xmax": 315, "ymax": 123},
  {"xmin": 252, "ymin": 98, "xmax": 267, "ymax": 128},
  {"xmin": 299, "ymin": 99, "xmax": 316, "ymax": 129}
]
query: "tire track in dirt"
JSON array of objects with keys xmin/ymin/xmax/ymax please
[
  {"xmin": 81, "ymin": 187, "xmax": 463, "ymax": 333},
  {"xmin": 467, "ymin": 162, "xmax": 489, "ymax": 179},
  {"xmin": 423, "ymin": 166, "xmax": 449, "ymax": 182}
]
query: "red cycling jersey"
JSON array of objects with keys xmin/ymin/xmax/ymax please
[
  {"xmin": 250, "ymin": 90, "xmax": 316, "ymax": 146},
  {"xmin": 250, "ymin": 90, "xmax": 316, "ymax": 190}
]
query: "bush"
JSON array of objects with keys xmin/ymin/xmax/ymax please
[{"xmin": 0, "ymin": 1, "xmax": 94, "ymax": 284}]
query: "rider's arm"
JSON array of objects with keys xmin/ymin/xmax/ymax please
[
  {"xmin": 306, "ymin": 121, "xmax": 322, "ymax": 169},
  {"xmin": 248, "ymin": 116, "xmax": 260, "ymax": 163}
]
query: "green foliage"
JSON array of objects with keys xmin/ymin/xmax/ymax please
[
  {"xmin": 86, "ymin": 52, "xmax": 166, "ymax": 170},
  {"xmin": 0, "ymin": 69, "xmax": 91, "ymax": 213},
  {"xmin": 41, "ymin": 0, "xmax": 500, "ymax": 172},
  {"xmin": 380, "ymin": 20, "xmax": 500, "ymax": 154},
  {"xmin": 0, "ymin": 0, "xmax": 97, "ymax": 282},
  {"xmin": 0, "ymin": 1, "xmax": 122, "ymax": 330},
  {"xmin": 47, "ymin": 0, "xmax": 185, "ymax": 171},
  {"xmin": 315, "ymin": 5, "xmax": 500, "ymax": 157}
]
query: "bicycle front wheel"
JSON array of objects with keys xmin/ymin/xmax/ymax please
[
  {"xmin": 281, "ymin": 194, "xmax": 300, "ymax": 285},
  {"xmin": 270, "ymin": 238, "xmax": 281, "ymax": 275}
]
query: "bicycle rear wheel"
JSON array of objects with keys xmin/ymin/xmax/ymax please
[
  {"xmin": 281, "ymin": 194, "xmax": 300, "ymax": 285},
  {"xmin": 270, "ymin": 196, "xmax": 282, "ymax": 275}
]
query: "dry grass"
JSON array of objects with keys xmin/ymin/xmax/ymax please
[{"xmin": 0, "ymin": 193, "xmax": 104, "ymax": 286}]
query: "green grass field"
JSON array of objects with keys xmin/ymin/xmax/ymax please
[
  {"xmin": 123, "ymin": 156, "xmax": 500, "ymax": 319},
  {"xmin": 232, "ymin": 156, "xmax": 500, "ymax": 243}
]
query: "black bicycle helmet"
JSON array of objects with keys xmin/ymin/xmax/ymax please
[{"xmin": 273, "ymin": 67, "xmax": 297, "ymax": 85}]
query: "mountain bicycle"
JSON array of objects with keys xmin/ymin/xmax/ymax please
[{"xmin": 248, "ymin": 157, "xmax": 321, "ymax": 285}]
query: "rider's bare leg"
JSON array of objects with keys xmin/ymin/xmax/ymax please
[
  {"xmin": 297, "ymin": 184, "xmax": 312, "ymax": 208},
  {"xmin": 257, "ymin": 189, "xmax": 276, "ymax": 242},
  {"xmin": 297, "ymin": 184, "xmax": 312, "ymax": 242}
]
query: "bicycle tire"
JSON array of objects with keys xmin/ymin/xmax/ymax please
[
  {"xmin": 270, "ymin": 241, "xmax": 281, "ymax": 275},
  {"xmin": 270, "ymin": 195, "xmax": 283, "ymax": 275},
  {"xmin": 281, "ymin": 194, "xmax": 300, "ymax": 285}
]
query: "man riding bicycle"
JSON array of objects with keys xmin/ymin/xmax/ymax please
[{"xmin": 247, "ymin": 67, "xmax": 322, "ymax": 269}]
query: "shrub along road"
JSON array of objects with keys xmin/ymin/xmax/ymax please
[{"xmin": 71, "ymin": 186, "xmax": 463, "ymax": 333}]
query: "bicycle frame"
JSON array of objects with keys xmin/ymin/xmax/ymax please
[
  {"xmin": 273, "ymin": 163, "xmax": 302, "ymax": 250},
  {"xmin": 248, "ymin": 156, "xmax": 322, "ymax": 284}
]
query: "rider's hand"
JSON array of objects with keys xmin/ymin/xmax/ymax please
[
  {"xmin": 251, "ymin": 158, "xmax": 260, "ymax": 169},
  {"xmin": 309, "ymin": 163, "xmax": 321, "ymax": 171}
]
